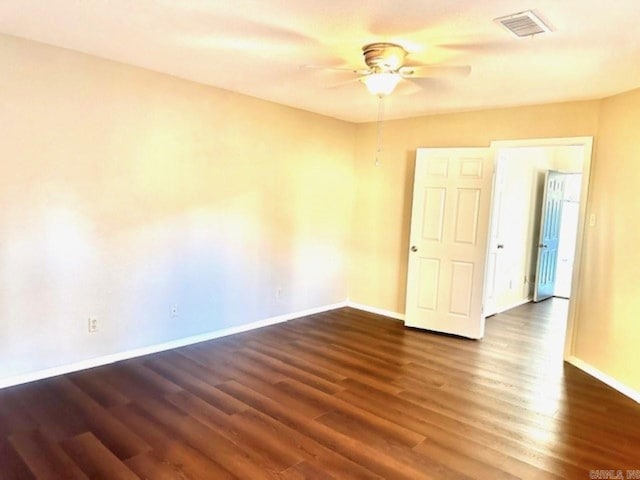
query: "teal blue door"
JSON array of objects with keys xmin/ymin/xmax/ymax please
[{"xmin": 534, "ymin": 171, "xmax": 565, "ymax": 302}]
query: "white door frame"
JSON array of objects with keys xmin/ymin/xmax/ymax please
[{"xmin": 490, "ymin": 137, "xmax": 594, "ymax": 362}]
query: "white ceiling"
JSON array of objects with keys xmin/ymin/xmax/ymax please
[{"xmin": 1, "ymin": 0, "xmax": 639, "ymax": 122}]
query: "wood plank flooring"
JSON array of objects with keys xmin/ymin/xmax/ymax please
[{"xmin": 1, "ymin": 299, "xmax": 639, "ymax": 479}]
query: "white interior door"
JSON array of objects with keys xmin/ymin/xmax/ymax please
[
  {"xmin": 405, "ymin": 148, "xmax": 494, "ymax": 339},
  {"xmin": 534, "ymin": 170, "xmax": 565, "ymax": 302},
  {"xmin": 483, "ymin": 155, "xmax": 505, "ymax": 317}
]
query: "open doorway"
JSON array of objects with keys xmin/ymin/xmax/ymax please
[
  {"xmin": 484, "ymin": 137, "xmax": 593, "ymax": 361},
  {"xmin": 484, "ymin": 144, "xmax": 584, "ymax": 316}
]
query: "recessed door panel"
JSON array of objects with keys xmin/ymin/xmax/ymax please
[
  {"xmin": 459, "ymin": 158, "xmax": 484, "ymax": 178},
  {"xmin": 454, "ymin": 188, "xmax": 480, "ymax": 245},
  {"xmin": 449, "ymin": 261, "xmax": 474, "ymax": 317},
  {"xmin": 425, "ymin": 158, "xmax": 449, "ymax": 177},
  {"xmin": 417, "ymin": 258, "xmax": 440, "ymax": 311},
  {"xmin": 421, "ymin": 188, "xmax": 446, "ymax": 242}
]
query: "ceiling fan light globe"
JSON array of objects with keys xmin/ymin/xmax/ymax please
[{"xmin": 363, "ymin": 73, "xmax": 401, "ymax": 96}]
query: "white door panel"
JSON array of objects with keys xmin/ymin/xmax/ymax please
[{"xmin": 405, "ymin": 148, "xmax": 494, "ymax": 339}]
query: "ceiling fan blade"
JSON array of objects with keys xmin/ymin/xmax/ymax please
[
  {"xmin": 176, "ymin": 8, "xmax": 326, "ymax": 59},
  {"xmin": 396, "ymin": 77, "xmax": 450, "ymax": 96},
  {"xmin": 174, "ymin": 3, "xmax": 322, "ymax": 46},
  {"xmin": 186, "ymin": 36, "xmax": 301, "ymax": 54},
  {"xmin": 400, "ymin": 65, "xmax": 471, "ymax": 78},
  {"xmin": 394, "ymin": 78, "xmax": 423, "ymax": 96},
  {"xmin": 326, "ymin": 77, "xmax": 364, "ymax": 89},
  {"xmin": 299, "ymin": 65, "xmax": 370, "ymax": 75}
]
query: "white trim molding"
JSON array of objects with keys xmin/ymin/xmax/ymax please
[
  {"xmin": 496, "ymin": 298, "xmax": 532, "ymax": 315},
  {"xmin": 567, "ymin": 356, "xmax": 640, "ymax": 404},
  {"xmin": 0, "ymin": 301, "xmax": 347, "ymax": 390},
  {"xmin": 346, "ymin": 301, "xmax": 405, "ymax": 322}
]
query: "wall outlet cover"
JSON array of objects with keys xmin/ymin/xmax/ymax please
[{"xmin": 88, "ymin": 317, "xmax": 98, "ymax": 333}]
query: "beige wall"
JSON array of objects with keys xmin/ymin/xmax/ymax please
[
  {"xmin": 2, "ymin": 32, "xmax": 639, "ymax": 395},
  {"xmin": 349, "ymin": 101, "xmax": 600, "ymax": 313},
  {"xmin": 0, "ymin": 34, "xmax": 355, "ymax": 381},
  {"xmin": 572, "ymin": 88, "xmax": 640, "ymax": 391}
]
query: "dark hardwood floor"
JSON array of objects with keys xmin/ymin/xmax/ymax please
[{"xmin": 1, "ymin": 299, "xmax": 639, "ymax": 479}]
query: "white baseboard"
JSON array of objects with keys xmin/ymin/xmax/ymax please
[
  {"xmin": 0, "ymin": 301, "xmax": 347, "ymax": 390},
  {"xmin": 496, "ymin": 297, "xmax": 532, "ymax": 314},
  {"xmin": 346, "ymin": 301, "xmax": 405, "ymax": 322},
  {"xmin": 567, "ymin": 356, "xmax": 640, "ymax": 404}
]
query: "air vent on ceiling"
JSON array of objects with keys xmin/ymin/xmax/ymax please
[{"xmin": 494, "ymin": 10, "xmax": 551, "ymax": 38}]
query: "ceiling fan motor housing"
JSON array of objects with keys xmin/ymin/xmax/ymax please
[{"xmin": 362, "ymin": 42, "xmax": 407, "ymax": 72}]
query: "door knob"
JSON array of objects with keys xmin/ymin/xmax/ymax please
[
  {"xmin": 497, "ymin": 244, "xmax": 504, "ymax": 249},
  {"xmin": 411, "ymin": 246, "xmax": 418, "ymax": 252},
  {"xmin": 539, "ymin": 243, "xmax": 548, "ymax": 248}
]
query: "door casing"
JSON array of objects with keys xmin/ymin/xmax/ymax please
[{"xmin": 489, "ymin": 137, "xmax": 593, "ymax": 361}]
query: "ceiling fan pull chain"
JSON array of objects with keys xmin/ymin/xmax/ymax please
[{"xmin": 375, "ymin": 94, "xmax": 385, "ymax": 167}]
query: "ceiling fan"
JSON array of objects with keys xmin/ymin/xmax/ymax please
[
  {"xmin": 306, "ymin": 42, "xmax": 471, "ymax": 97},
  {"xmin": 304, "ymin": 42, "xmax": 471, "ymax": 167}
]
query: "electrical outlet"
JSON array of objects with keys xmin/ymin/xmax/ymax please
[
  {"xmin": 589, "ymin": 214, "xmax": 596, "ymax": 227},
  {"xmin": 276, "ymin": 287, "xmax": 282, "ymax": 299},
  {"xmin": 88, "ymin": 317, "xmax": 98, "ymax": 333},
  {"xmin": 170, "ymin": 304, "xmax": 179, "ymax": 318}
]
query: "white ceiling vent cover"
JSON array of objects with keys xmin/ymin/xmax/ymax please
[{"xmin": 494, "ymin": 10, "xmax": 551, "ymax": 38}]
